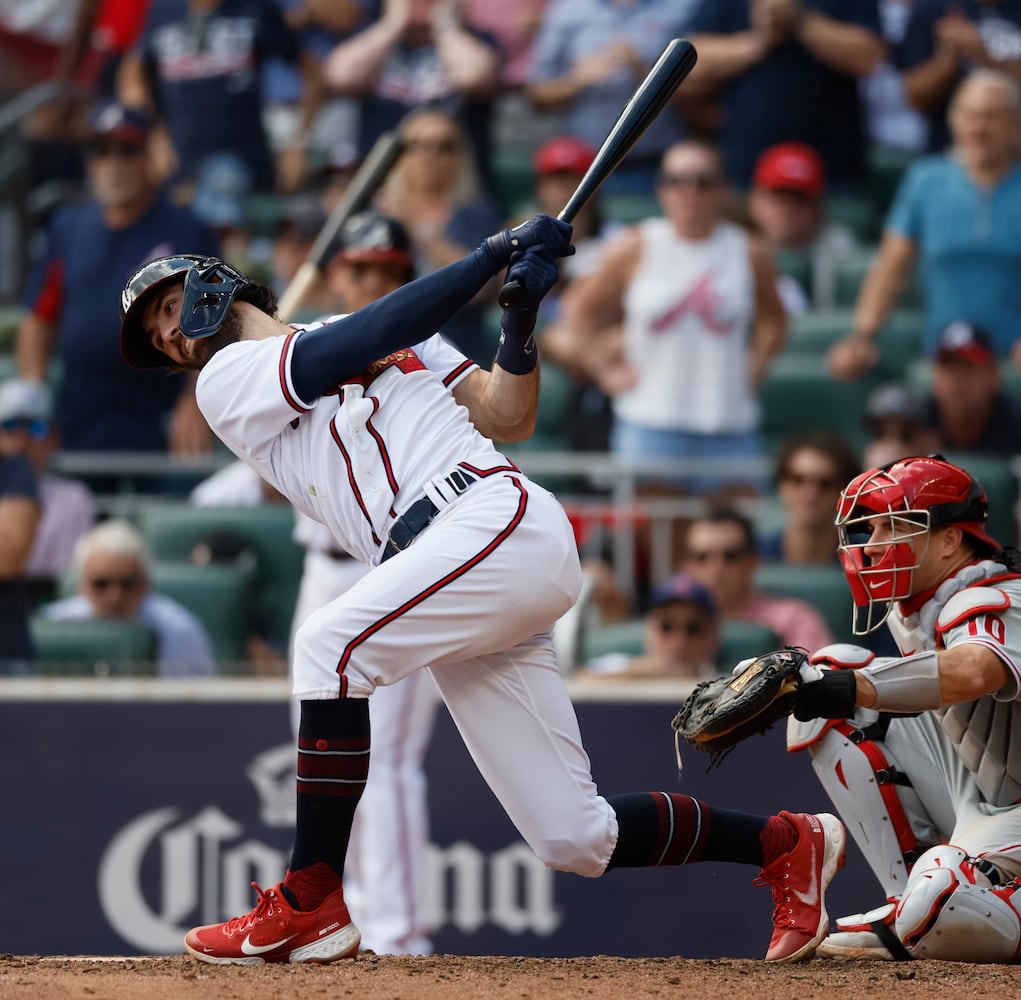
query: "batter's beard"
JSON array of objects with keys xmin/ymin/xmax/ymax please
[{"xmin": 186, "ymin": 310, "xmax": 244, "ymax": 369}]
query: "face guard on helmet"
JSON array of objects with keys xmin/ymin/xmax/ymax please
[
  {"xmin": 835, "ymin": 455, "xmax": 1000, "ymax": 634},
  {"xmin": 119, "ymin": 254, "xmax": 255, "ymax": 369}
]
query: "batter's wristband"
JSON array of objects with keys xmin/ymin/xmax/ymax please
[
  {"xmin": 793, "ymin": 670, "xmax": 858, "ymax": 721},
  {"xmin": 495, "ymin": 309, "xmax": 538, "ymax": 375}
]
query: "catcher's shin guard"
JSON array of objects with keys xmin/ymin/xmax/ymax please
[
  {"xmin": 895, "ymin": 845, "xmax": 1021, "ymax": 962},
  {"xmin": 806, "ymin": 717, "xmax": 938, "ymax": 897}
]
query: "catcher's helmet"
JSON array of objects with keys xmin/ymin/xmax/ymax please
[
  {"xmin": 120, "ymin": 254, "xmax": 255, "ymax": 369},
  {"xmin": 329, "ymin": 212, "xmax": 414, "ymax": 272},
  {"xmin": 835, "ymin": 455, "xmax": 999, "ymax": 634}
]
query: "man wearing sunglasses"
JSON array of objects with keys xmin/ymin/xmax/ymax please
[
  {"xmin": 16, "ymin": 99, "xmax": 219, "ymax": 467},
  {"xmin": 579, "ymin": 571, "xmax": 722, "ymax": 681}
]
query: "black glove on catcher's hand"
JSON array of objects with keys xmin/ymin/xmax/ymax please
[
  {"xmin": 482, "ymin": 215, "xmax": 575, "ymax": 267},
  {"xmin": 671, "ymin": 648, "xmax": 808, "ymax": 771}
]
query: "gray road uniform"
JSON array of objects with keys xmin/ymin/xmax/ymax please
[{"xmin": 789, "ymin": 559, "xmax": 1021, "ymax": 961}]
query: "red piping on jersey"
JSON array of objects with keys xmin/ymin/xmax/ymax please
[
  {"xmin": 33, "ymin": 260, "xmax": 64, "ymax": 324},
  {"xmin": 835, "ymin": 720, "xmax": 919, "ymax": 865},
  {"xmin": 459, "ymin": 460, "xmax": 521, "ymax": 476},
  {"xmin": 279, "ymin": 331, "xmax": 311, "ymax": 414},
  {"xmin": 329, "ymin": 417, "xmax": 382, "ymax": 548},
  {"xmin": 364, "ymin": 395, "xmax": 400, "ymax": 497},
  {"xmin": 333, "ymin": 476, "xmax": 529, "ymax": 697},
  {"xmin": 443, "ymin": 359, "xmax": 474, "ymax": 386}
]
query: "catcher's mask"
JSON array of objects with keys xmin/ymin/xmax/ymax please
[
  {"xmin": 835, "ymin": 455, "xmax": 999, "ymax": 634},
  {"xmin": 119, "ymin": 254, "xmax": 255, "ymax": 369}
]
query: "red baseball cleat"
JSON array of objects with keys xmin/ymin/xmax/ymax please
[
  {"xmin": 184, "ymin": 881, "xmax": 361, "ymax": 965},
  {"xmin": 755, "ymin": 811, "xmax": 846, "ymax": 963}
]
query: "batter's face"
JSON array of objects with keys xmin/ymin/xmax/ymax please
[{"xmin": 142, "ymin": 282, "xmax": 240, "ymax": 371}]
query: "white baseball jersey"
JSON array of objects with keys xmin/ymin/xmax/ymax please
[{"xmin": 196, "ymin": 323, "xmax": 619, "ymax": 879}]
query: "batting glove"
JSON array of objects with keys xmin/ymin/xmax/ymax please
[{"xmin": 483, "ymin": 215, "xmax": 575, "ymax": 268}]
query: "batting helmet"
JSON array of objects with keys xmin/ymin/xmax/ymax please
[
  {"xmin": 835, "ymin": 455, "xmax": 1000, "ymax": 633},
  {"xmin": 329, "ymin": 212, "xmax": 414, "ymax": 272},
  {"xmin": 120, "ymin": 254, "xmax": 256, "ymax": 369}
]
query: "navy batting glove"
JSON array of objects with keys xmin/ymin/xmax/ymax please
[
  {"xmin": 504, "ymin": 246, "xmax": 561, "ymax": 315},
  {"xmin": 482, "ymin": 215, "xmax": 575, "ymax": 268}
]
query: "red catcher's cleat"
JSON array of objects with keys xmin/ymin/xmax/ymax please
[
  {"xmin": 184, "ymin": 881, "xmax": 361, "ymax": 965},
  {"xmin": 756, "ymin": 811, "xmax": 846, "ymax": 963}
]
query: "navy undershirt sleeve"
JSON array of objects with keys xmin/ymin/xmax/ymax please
[{"xmin": 290, "ymin": 247, "xmax": 498, "ymax": 401}]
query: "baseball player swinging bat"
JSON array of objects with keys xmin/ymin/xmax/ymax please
[
  {"xmin": 498, "ymin": 37, "xmax": 698, "ymax": 310},
  {"xmin": 277, "ymin": 129, "xmax": 406, "ymax": 322}
]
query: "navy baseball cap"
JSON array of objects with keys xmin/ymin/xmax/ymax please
[
  {"xmin": 647, "ymin": 573, "xmax": 717, "ymax": 619},
  {"xmin": 87, "ymin": 100, "xmax": 151, "ymax": 146},
  {"xmin": 936, "ymin": 321, "xmax": 996, "ymax": 366}
]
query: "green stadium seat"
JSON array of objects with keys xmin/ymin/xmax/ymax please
[
  {"xmin": 0, "ymin": 304, "xmax": 23, "ymax": 352},
  {"xmin": 578, "ymin": 617, "xmax": 779, "ymax": 673},
  {"xmin": 716, "ymin": 621, "xmax": 780, "ymax": 668},
  {"xmin": 148, "ymin": 561, "xmax": 251, "ymax": 665},
  {"xmin": 755, "ymin": 563, "xmax": 854, "ymax": 645},
  {"xmin": 493, "ymin": 149, "xmax": 537, "ymax": 220},
  {"xmin": 833, "ymin": 247, "xmax": 921, "ymax": 310},
  {"xmin": 760, "ymin": 354, "xmax": 876, "ymax": 455},
  {"xmin": 865, "ymin": 145, "xmax": 915, "ymax": 219},
  {"xmin": 599, "ymin": 193, "xmax": 660, "ymax": 226},
  {"xmin": 784, "ymin": 308, "xmax": 924, "ymax": 382},
  {"xmin": 774, "ymin": 250, "xmax": 813, "ymax": 302},
  {"xmin": 825, "ymin": 194, "xmax": 881, "ymax": 243},
  {"xmin": 30, "ymin": 617, "xmax": 157, "ymax": 676},
  {"xmin": 136, "ymin": 502, "xmax": 304, "ymax": 649}
]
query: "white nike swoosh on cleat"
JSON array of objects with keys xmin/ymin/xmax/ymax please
[
  {"xmin": 792, "ymin": 843, "xmax": 819, "ymax": 906},
  {"xmin": 240, "ymin": 933, "xmax": 297, "ymax": 955}
]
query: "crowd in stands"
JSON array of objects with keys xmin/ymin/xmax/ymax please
[{"xmin": 2, "ymin": 0, "xmax": 1021, "ymax": 678}]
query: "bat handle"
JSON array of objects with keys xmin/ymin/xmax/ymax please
[{"xmin": 497, "ymin": 208, "xmax": 572, "ymax": 311}]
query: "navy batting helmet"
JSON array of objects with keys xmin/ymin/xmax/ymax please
[
  {"xmin": 330, "ymin": 212, "xmax": 414, "ymax": 272},
  {"xmin": 120, "ymin": 254, "xmax": 256, "ymax": 369}
]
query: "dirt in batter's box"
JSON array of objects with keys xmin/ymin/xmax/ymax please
[{"xmin": 2, "ymin": 954, "xmax": 1021, "ymax": 1000}]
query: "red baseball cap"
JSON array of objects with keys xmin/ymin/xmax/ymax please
[
  {"xmin": 936, "ymin": 321, "xmax": 996, "ymax": 366},
  {"xmin": 753, "ymin": 142, "xmax": 825, "ymax": 199},
  {"xmin": 534, "ymin": 136, "xmax": 596, "ymax": 176}
]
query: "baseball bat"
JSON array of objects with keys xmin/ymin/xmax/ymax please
[
  {"xmin": 277, "ymin": 129, "xmax": 405, "ymax": 322},
  {"xmin": 498, "ymin": 38, "xmax": 698, "ymax": 310}
]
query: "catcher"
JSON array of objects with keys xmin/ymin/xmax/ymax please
[{"xmin": 675, "ymin": 455, "xmax": 1021, "ymax": 963}]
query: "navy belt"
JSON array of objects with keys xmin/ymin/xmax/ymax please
[{"xmin": 381, "ymin": 468, "xmax": 477, "ymax": 562}]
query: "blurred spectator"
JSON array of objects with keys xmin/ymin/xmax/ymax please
[
  {"xmin": 862, "ymin": 0, "xmax": 928, "ymax": 152},
  {"xmin": 900, "ymin": 0, "xmax": 1021, "ymax": 154},
  {"xmin": 568, "ymin": 140, "xmax": 787, "ymax": 497},
  {"xmin": 464, "ymin": 0, "xmax": 547, "ymax": 88},
  {"xmin": 683, "ymin": 506, "xmax": 834, "ymax": 651},
  {"xmin": 861, "ymin": 380, "xmax": 940, "ymax": 468},
  {"xmin": 312, "ymin": 139, "xmax": 363, "ymax": 213},
  {"xmin": 828, "ymin": 70, "xmax": 1021, "ymax": 381},
  {"xmin": 925, "ymin": 321, "xmax": 1021, "ymax": 455},
  {"xmin": 747, "ymin": 141, "xmax": 858, "ymax": 312},
  {"xmin": 577, "ymin": 571, "xmax": 722, "ymax": 682},
  {"xmin": 323, "ymin": 210, "xmax": 416, "ymax": 311},
  {"xmin": 41, "ymin": 519, "xmax": 215, "ymax": 677},
  {"xmin": 524, "ymin": 0, "xmax": 697, "ymax": 194},
  {"xmin": 16, "ymin": 100, "xmax": 219, "ymax": 460},
  {"xmin": 761, "ymin": 430, "xmax": 860, "ymax": 565},
  {"xmin": 120, "ymin": 0, "xmax": 323, "ymax": 193},
  {"xmin": 190, "ymin": 152, "xmax": 253, "ymax": 266},
  {"xmin": 0, "ymin": 379, "xmax": 95, "ymax": 597},
  {"xmin": 261, "ymin": 0, "xmax": 364, "ymax": 187},
  {"xmin": 0, "ymin": 445, "xmax": 41, "ymax": 675},
  {"xmin": 323, "ymin": 0, "xmax": 501, "ymax": 194},
  {"xmin": 526, "ymin": 135, "xmax": 617, "ymax": 460},
  {"xmin": 374, "ymin": 107, "xmax": 502, "ymax": 359},
  {"xmin": 686, "ymin": 0, "xmax": 885, "ymax": 190},
  {"xmin": 269, "ymin": 196, "xmax": 333, "ymax": 319},
  {"xmin": 0, "ymin": 1, "xmax": 81, "ymax": 100}
]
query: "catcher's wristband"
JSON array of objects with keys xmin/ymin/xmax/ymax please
[{"xmin": 793, "ymin": 670, "xmax": 858, "ymax": 721}]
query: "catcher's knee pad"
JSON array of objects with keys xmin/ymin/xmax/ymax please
[
  {"xmin": 808, "ymin": 720, "xmax": 936, "ymax": 897},
  {"xmin": 895, "ymin": 845, "xmax": 1021, "ymax": 962}
]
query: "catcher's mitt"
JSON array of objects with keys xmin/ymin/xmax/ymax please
[{"xmin": 671, "ymin": 647, "xmax": 808, "ymax": 771}]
